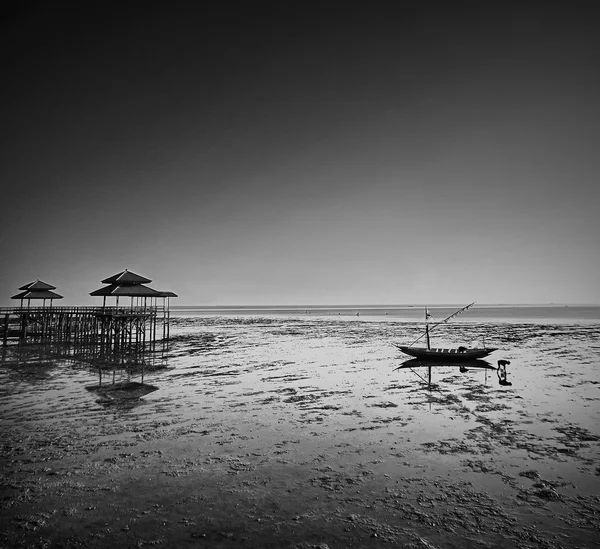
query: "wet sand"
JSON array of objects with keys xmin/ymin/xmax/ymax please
[{"xmin": 1, "ymin": 316, "xmax": 599, "ymax": 548}]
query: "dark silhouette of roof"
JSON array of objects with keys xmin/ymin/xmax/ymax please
[
  {"xmin": 91, "ymin": 269, "xmax": 176, "ymax": 300},
  {"xmin": 18, "ymin": 280, "xmax": 57, "ymax": 291},
  {"xmin": 157, "ymin": 291, "xmax": 178, "ymax": 298},
  {"xmin": 101, "ymin": 269, "xmax": 152, "ymax": 285},
  {"xmin": 90, "ymin": 283, "xmax": 163, "ymax": 297},
  {"xmin": 12, "ymin": 289, "xmax": 63, "ymax": 300}
]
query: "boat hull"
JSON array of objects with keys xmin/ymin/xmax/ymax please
[{"xmin": 395, "ymin": 345, "xmax": 496, "ymax": 361}]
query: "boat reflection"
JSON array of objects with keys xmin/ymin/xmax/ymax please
[
  {"xmin": 394, "ymin": 358, "xmax": 497, "ymax": 390},
  {"xmin": 395, "ymin": 358, "xmax": 496, "ymax": 370}
]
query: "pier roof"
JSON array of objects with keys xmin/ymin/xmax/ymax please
[
  {"xmin": 90, "ymin": 283, "xmax": 163, "ymax": 297},
  {"xmin": 18, "ymin": 280, "xmax": 57, "ymax": 291},
  {"xmin": 12, "ymin": 289, "xmax": 63, "ymax": 300},
  {"xmin": 157, "ymin": 291, "xmax": 178, "ymax": 298},
  {"xmin": 91, "ymin": 269, "xmax": 176, "ymax": 301},
  {"xmin": 101, "ymin": 269, "xmax": 152, "ymax": 285}
]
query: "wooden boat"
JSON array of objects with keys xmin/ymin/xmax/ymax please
[
  {"xmin": 394, "ymin": 302, "xmax": 497, "ymax": 361},
  {"xmin": 394, "ymin": 345, "xmax": 495, "ymax": 360}
]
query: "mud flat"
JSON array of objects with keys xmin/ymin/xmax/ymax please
[{"xmin": 1, "ymin": 317, "xmax": 599, "ymax": 547}]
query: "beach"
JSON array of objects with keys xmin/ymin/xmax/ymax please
[{"xmin": 1, "ymin": 308, "xmax": 599, "ymax": 548}]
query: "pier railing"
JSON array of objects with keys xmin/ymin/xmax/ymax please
[{"xmin": 0, "ymin": 306, "xmax": 165, "ymax": 315}]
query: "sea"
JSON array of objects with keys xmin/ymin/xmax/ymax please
[
  {"xmin": 170, "ymin": 303, "xmax": 600, "ymax": 324},
  {"xmin": 1, "ymin": 302, "xmax": 599, "ymax": 546}
]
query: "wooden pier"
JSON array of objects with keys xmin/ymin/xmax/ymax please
[
  {"xmin": 2, "ymin": 269, "xmax": 177, "ymax": 383},
  {"xmin": 0, "ymin": 305, "xmax": 172, "ymax": 348}
]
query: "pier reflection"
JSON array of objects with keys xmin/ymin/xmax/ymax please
[
  {"xmin": 1, "ymin": 337, "xmax": 168, "ymax": 402},
  {"xmin": 85, "ymin": 372, "xmax": 159, "ymax": 407},
  {"xmin": 71, "ymin": 339, "xmax": 167, "ymax": 406}
]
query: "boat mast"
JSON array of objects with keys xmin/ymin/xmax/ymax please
[{"xmin": 425, "ymin": 307, "xmax": 431, "ymax": 350}]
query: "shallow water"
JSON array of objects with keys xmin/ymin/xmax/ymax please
[{"xmin": 1, "ymin": 315, "xmax": 599, "ymax": 547}]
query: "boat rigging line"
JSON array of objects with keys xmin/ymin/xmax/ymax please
[{"xmin": 405, "ymin": 302, "xmax": 476, "ymax": 348}]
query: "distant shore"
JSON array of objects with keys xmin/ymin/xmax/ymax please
[{"xmin": 169, "ymin": 304, "xmax": 600, "ymax": 323}]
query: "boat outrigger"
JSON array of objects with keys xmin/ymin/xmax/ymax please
[{"xmin": 394, "ymin": 302, "xmax": 497, "ymax": 361}]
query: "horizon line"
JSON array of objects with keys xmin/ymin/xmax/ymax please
[{"xmin": 170, "ymin": 302, "xmax": 600, "ymax": 308}]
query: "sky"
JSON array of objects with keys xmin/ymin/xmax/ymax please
[{"xmin": 1, "ymin": 3, "xmax": 599, "ymax": 306}]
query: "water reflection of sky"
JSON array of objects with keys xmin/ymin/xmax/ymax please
[{"xmin": 1, "ymin": 316, "xmax": 599, "ymax": 498}]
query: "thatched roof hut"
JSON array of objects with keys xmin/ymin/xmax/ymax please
[
  {"xmin": 90, "ymin": 270, "xmax": 176, "ymax": 308},
  {"xmin": 11, "ymin": 280, "xmax": 63, "ymax": 307}
]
